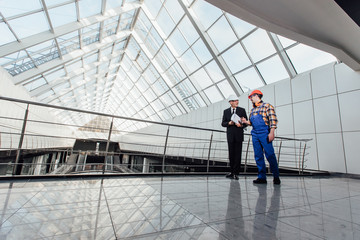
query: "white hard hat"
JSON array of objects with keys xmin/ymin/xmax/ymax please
[{"xmin": 228, "ymin": 95, "xmax": 238, "ymax": 102}]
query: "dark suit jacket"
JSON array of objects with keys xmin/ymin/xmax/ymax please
[{"xmin": 222, "ymin": 107, "xmax": 248, "ymax": 142}]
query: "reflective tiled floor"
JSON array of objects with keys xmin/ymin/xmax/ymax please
[{"xmin": 1, "ymin": 175, "xmax": 360, "ymax": 239}]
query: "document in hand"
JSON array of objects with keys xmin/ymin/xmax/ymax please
[{"xmin": 231, "ymin": 113, "xmax": 241, "ymax": 123}]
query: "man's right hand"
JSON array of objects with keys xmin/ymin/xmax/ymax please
[{"xmin": 229, "ymin": 121, "xmax": 234, "ymax": 125}]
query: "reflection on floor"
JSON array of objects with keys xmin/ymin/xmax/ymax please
[{"xmin": 0, "ymin": 175, "xmax": 360, "ymax": 239}]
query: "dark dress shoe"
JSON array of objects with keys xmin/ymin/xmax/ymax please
[
  {"xmin": 226, "ymin": 173, "xmax": 234, "ymax": 178},
  {"xmin": 273, "ymin": 177, "xmax": 281, "ymax": 185},
  {"xmin": 233, "ymin": 175, "xmax": 239, "ymax": 180},
  {"xmin": 253, "ymin": 178, "xmax": 267, "ymax": 184}
]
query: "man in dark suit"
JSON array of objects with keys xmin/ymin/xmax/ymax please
[{"xmin": 221, "ymin": 95, "xmax": 248, "ymax": 180}]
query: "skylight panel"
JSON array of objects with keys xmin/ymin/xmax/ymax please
[
  {"xmin": 0, "ymin": 22, "xmax": 16, "ymax": 46},
  {"xmin": 152, "ymin": 79, "xmax": 168, "ymax": 95},
  {"xmin": 8, "ymin": 12, "xmax": 50, "ymax": 39},
  {"xmin": 217, "ymin": 80, "xmax": 236, "ymax": 98},
  {"xmin": 277, "ymin": 35, "xmax": 296, "ymax": 48},
  {"xmin": 191, "ymin": 39, "xmax": 212, "ymax": 65},
  {"xmin": 119, "ymin": 10, "xmax": 135, "ymax": 31},
  {"xmin": 180, "ymin": 48, "xmax": 201, "ymax": 74},
  {"xmin": 57, "ymin": 31, "xmax": 80, "ymax": 53},
  {"xmin": 226, "ymin": 13, "xmax": 256, "ymax": 39},
  {"xmin": 178, "ymin": 16, "xmax": 198, "ymax": 46},
  {"xmin": 164, "ymin": 0, "xmax": 184, "ymax": 23},
  {"xmin": 191, "ymin": 68, "xmax": 212, "ymax": 90},
  {"xmin": 171, "ymin": 104, "xmax": 182, "ymax": 116},
  {"xmin": 192, "ymin": 0, "xmax": 222, "ymax": 30},
  {"xmin": 136, "ymin": 77, "xmax": 149, "ymax": 92},
  {"xmin": 177, "ymin": 79, "xmax": 196, "ymax": 98},
  {"xmin": 83, "ymin": 52, "xmax": 98, "ymax": 65},
  {"xmin": 160, "ymin": 92, "xmax": 175, "ymax": 106},
  {"xmin": 23, "ymin": 77, "xmax": 47, "ymax": 92},
  {"xmin": 204, "ymin": 61, "xmax": 225, "ymax": 83},
  {"xmin": 168, "ymin": 28, "xmax": 189, "ymax": 57},
  {"xmin": 154, "ymin": 45, "xmax": 175, "ymax": 71},
  {"xmin": 221, "ymin": 43, "xmax": 251, "ymax": 73},
  {"xmin": 204, "ymin": 85, "xmax": 223, "ymax": 103},
  {"xmin": 143, "ymin": 65, "xmax": 159, "ymax": 84},
  {"xmin": 234, "ymin": 67, "xmax": 264, "ymax": 91},
  {"xmin": 66, "ymin": 59, "xmax": 83, "ymax": 73},
  {"xmin": 106, "ymin": 0, "xmax": 124, "ymax": 9},
  {"xmin": 207, "ymin": 15, "xmax": 238, "ymax": 53},
  {"xmin": 143, "ymin": 0, "xmax": 162, "ymax": 19},
  {"xmin": 242, "ymin": 29, "xmax": 276, "ymax": 63},
  {"xmin": 44, "ymin": 67, "xmax": 66, "ymax": 82},
  {"xmin": 0, "ymin": 0, "xmax": 42, "ymax": 18},
  {"xmin": 257, "ymin": 55, "xmax": 289, "ymax": 84},
  {"xmin": 144, "ymin": 88, "xmax": 157, "ymax": 102},
  {"xmin": 48, "ymin": 2, "xmax": 77, "ymax": 28},
  {"xmin": 78, "ymin": 0, "xmax": 101, "ymax": 19},
  {"xmin": 156, "ymin": 6, "xmax": 175, "ymax": 38},
  {"xmin": 286, "ymin": 43, "xmax": 337, "ymax": 74}
]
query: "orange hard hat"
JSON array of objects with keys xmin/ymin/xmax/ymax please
[{"xmin": 248, "ymin": 90, "xmax": 263, "ymax": 99}]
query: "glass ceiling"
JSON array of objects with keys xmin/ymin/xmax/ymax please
[{"xmin": 0, "ymin": 0, "xmax": 337, "ymax": 134}]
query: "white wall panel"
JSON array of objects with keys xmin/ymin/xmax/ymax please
[
  {"xmin": 316, "ymin": 133, "xmax": 346, "ymax": 172},
  {"xmin": 291, "ymin": 73, "xmax": 312, "ymax": 103},
  {"xmin": 293, "ymin": 100, "xmax": 315, "ymax": 135},
  {"xmin": 343, "ymin": 131, "xmax": 360, "ymax": 174},
  {"xmin": 274, "ymin": 79, "xmax": 292, "ymax": 106},
  {"xmin": 260, "ymin": 85, "xmax": 275, "ymax": 106},
  {"xmin": 313, "ymin": 95, "xmax": 341, "ymax": 133},
  {"xmin": 338, "ymin": 90, "xmax": 360, "ymax": 132},
  {"xmin": 275, "ymin": 104, "xmax": 294, "ymax": 135},
  {"xmin": 311, "ymin": 63, "xmax": 336, "ymax": 98},
  {"xmin": 335, "ymin": 63, "xmax": 360, "ymax": 93}
]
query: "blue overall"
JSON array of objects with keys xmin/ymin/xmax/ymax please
[{"xmin": 250, "ymin": 108, "xmax": 279, "ymax": 180}]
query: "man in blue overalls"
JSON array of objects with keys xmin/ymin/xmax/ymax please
[{"xmin": 241, "ymin": 90, "xmax": 281, "ymax": 185}]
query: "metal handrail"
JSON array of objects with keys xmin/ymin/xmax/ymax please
[{"xmin": 0, "ymin": 95, "xmax": 312, "ymax": 177}]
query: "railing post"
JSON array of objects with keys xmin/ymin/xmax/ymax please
[
  {"xmin": 244, "ymin": 137, "xmax": 251, "ymax": 173},
  {"xmin": 103, "ymin": 117, "xmax": 113, "ymax": 174},
  {"xmin": 12, "ymin": 104, "xmax": 29, "ymax": 175},
  {"xmin": 277, "ymin": 140, "xmax": 282, "ymax": 166},
  {"xmin": 206, "ymin": 131, "xmax": 214, "ymax": 173},
  {"xmin": 162, "ymin": 126, "xmax": 170, "ymax": 173},
  {"xmin": 298, "ymin": 142, "xmax": 302, "ymax": 175},
  {"xmin": 301, "ymin": 142, "xmax": 307, "ymax": 174}
]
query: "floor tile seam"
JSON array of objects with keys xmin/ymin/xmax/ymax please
[
  {"xmin": 250, "ymin": 211, "xmax": 328, "ymax": 240},
  {"xmin": 298, "ymin": 203, "xmax": 360, "ymax": 228},
  {"xmin": 117, "ymin": 222, "xmax": 229, "ymax": 240},
  {"xmin": 192, "ymin": 212, "xmax": 325, "ymax": 240},
  {"xmin": 265, "ymin": 205, "xmax": 360, "ymax": 238},
  {"xmin": 0, "ymin": 213, "xmax": 113, "ymax": 226},
  {"xmin": 3, "ymin": 199, "xmax": 111, "ymax": 208},
  {"xmin": 19, "ymin": 225, "xmax": 115, "ymax": 239}
]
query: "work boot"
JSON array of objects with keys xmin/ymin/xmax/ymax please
[
  {"xmin": 253, "ymin": 178, "xmax": 267, "ymax": 184},
  {"xmin": 273, "ymin": 177, "xmax": 281, "ymax": 185}
]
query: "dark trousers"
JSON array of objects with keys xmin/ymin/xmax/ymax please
[{"xmin": 228, "ymin": 141, "xmax": 243, "ymax": 175}]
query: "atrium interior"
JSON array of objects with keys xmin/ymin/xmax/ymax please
[{"xmin": 1, "ymin": 0, "xmax": 360, "ymax": 239}]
